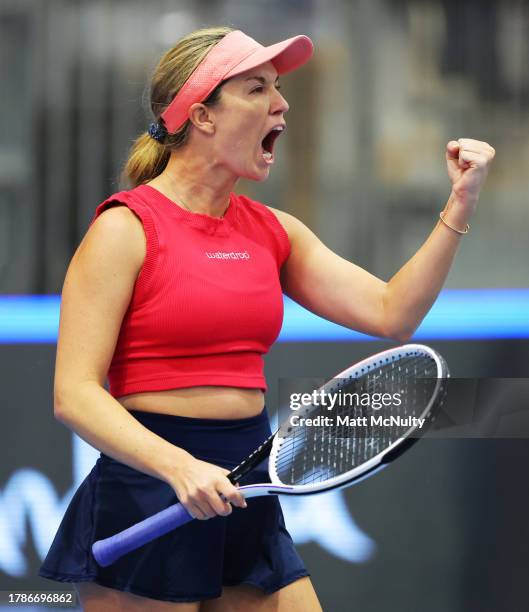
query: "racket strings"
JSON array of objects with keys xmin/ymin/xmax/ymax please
[
  {"xmin": 274, "ymin": 354, "xmax": 440, "ymax": 486},
  {"xmin": 288, "ymin": 355, "xmax": 437, "ymax": 482},
  {"xmin": 289, "ymin": 354, "xmax": 437, "ymax": 478}
]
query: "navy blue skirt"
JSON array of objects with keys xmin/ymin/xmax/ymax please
[{"xmin": 39, "ymin": 408, "xmax": 308, "ymax": 603}]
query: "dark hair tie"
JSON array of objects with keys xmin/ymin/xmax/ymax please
[{"xmin": 148, "ymin": 121, "xmax": 167, "ymax": 143}]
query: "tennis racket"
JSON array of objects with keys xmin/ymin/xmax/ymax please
[{"xmin": 93, "ymin": 343, "xmax": 448, "ymax": 566}]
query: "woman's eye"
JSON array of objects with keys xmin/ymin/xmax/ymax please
[{"xmin": 250, "ymin": 85, "xmax": 281, "ymax": 94}]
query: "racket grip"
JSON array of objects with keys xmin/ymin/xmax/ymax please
[{"xmin": 92, "ymin": 503, "xmax": 194, "ymax": 567}]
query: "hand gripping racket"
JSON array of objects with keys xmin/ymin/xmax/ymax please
[{"xmin": 93, "ymin": 343, "xmax": 448, "ymax": 566}]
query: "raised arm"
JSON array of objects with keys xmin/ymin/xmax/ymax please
[
  {"xmin": 54, "ymin": 205, "xmax": 245, "ymax": 519},
  {"xmin": 274, "ymin": 138, "xmax": 495, "ymax": 341}
]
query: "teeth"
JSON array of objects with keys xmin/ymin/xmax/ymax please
[{"xmin": 263, "ymin": 151, "xmax": 273, "ymax": 160}]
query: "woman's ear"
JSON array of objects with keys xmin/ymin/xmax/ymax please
[{"xmin": 188, "ymin": 103, "xmax": 215, "ymax": 135}]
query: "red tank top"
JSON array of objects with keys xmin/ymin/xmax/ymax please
[{"xmin": 89, "ymin": 184, "xmax": 290, "ymax": 397}]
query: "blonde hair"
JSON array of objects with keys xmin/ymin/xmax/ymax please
[{"xmin": 121, "ymin": 26, "xmax": 234, "ymax": 188}]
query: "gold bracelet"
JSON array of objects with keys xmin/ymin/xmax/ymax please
[{"xmin": 439, "ymin": 211, "xmax": 469, "ymax": 235}]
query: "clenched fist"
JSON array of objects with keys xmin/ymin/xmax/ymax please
[{"xmin": 446, "ymin": 138, "xmax": 495, "ymax": 211}]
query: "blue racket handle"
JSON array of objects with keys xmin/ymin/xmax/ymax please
[{"xmin": 92, "ymin": 502, "xmax": 193, "ymax": 566}]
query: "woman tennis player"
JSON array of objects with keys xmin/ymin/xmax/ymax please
[{"xmin": 39, "ymin": 26, "xmax": 494, "ymax": 611}]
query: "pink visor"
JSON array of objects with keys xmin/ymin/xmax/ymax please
[{"xmin": 160, "ymin": 30, "xmax": 314, "ymax": 134}]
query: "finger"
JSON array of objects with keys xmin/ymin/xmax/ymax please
[
  {"xmin": 478, "ymin": 144, "xmax": 496, "ymax": 158},
  {"xmin": 457, "ymin": 137, "xmax": 490, "ymax": 148},
  {"xmin": 197, "ymin": 498, "xmax": 221, "ymax": 519},
  {"xmin": 218, "ymin": 482, "xmax": 248, "ymax": 509},
  {"xmin": 458, "ymin": 138, "xmax": 496, "ymax": 155},
  {"xmin": 188, "ymin": 503, "xmax": 208, "ymax": 521},
  {"xmin": 180, "ymin": 495, "xmax": 208, "ymax": 520},
  {"xmin": 458, "ymin": 150, "xmax": 489, "ymax": 168},
  {"xmin": 460, "ymin": 146, "xmax": 490, "ymax": 157},
  {"xmin": 200, "ymin": 487, "xmax": 232, "ymax": 516},
  {"xmin": 446, "ymin": 141, "xmax": 460, "ymax": 159},
  {"xmin": 190, "ymin": 490, "xmax": 220, "ymax": 519}
]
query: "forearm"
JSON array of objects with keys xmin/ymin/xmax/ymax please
[
  {"xmin": 54, "ymin": 382, "xmax": 191, "ymax": 484},
  {"xmin": 383, "ymin": 193, "xmax": 472, "ymax": 340}
]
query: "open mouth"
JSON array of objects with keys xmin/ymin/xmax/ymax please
[{"xmin": 261, "ymin": 126, "xmax": 285, "ymax": 161}]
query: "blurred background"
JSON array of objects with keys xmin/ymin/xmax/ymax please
[{"xmin": 1, "ymin": 0, "xmax": 528, "ymax": 611}]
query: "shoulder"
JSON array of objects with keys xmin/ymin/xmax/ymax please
[
  {"xmin": 233, "ymin": 193, "xmax": 291, "ymax": 233},
  {"xmin": 90, "ymin": 194, "xmax": 145, "ymax": 240},
  {"xmin": 89, "ymin": 186, "xmax": 158, "ymax": 242},
  {"xmin": 84, "ymin": 193, "xmax": 146, "ymax": 271},
  {"xmin": 264, "ymin": 205, "xmax": 317, "ymax": 250},
  {"xmin": 264, "ymin": 205, "xmax": 298, "ymax": 237},
  {"xmin": 91, "ymin": 186, "xmax": 150, "ymax": 223}
]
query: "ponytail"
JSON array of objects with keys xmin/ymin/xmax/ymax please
[{"xmin": 120, "ymin": 133, "xmax": 170, "ymax": 189}]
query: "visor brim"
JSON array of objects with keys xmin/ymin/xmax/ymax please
[{"xmin": 224, "ymin": 35, "xmax": 314, "ymax": 79}]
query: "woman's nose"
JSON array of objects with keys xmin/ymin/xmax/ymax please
[{"xmin": 272, "ymin": 89, "xmax": 289, "ymax": 114}]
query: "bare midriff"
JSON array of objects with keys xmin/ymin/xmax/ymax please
[{"xmin": 116, "ymin": 386, "xmax": 265, "ymax": 420}]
